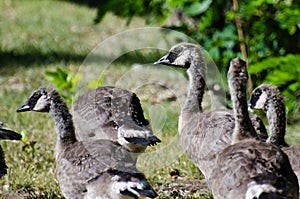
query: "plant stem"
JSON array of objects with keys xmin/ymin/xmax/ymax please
[{"xmin": 232, "ymin": 0, "xmax": 253, "ymax": 92}]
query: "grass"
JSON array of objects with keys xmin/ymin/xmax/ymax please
[{"xmin": 0, "ymin": 1, "xmax": 299, "ymax": 199}]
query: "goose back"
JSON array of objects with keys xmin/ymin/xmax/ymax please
[
  {"xmin": 56, "ymin": 139, "xmax": 148, "ymax": 199},
  {"xmin": 72, "ymin": 86, "xmax": 160, "ymax": 153},
  {"xmin": 212, "ymin": 140, "xmax": 297, "ymax": 198}
]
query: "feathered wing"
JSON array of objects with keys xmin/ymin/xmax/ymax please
[
  {"xmin": 209, "ymin": 141, "xmax": 299, "ymax": 199},
  {"xmin": 72, "ymin": 87, "xmax": 160, "ymax": 148},
  {"xmin": 72, "ymin": 87, "xmax": 118, "ymax": 141},
  {"xmin": 180, "ymin": 109, "xmax": 267, "ymax": 179},
  {"xmin": 56, "ymin": 139, "xmax": 139, "ymax": 198}
]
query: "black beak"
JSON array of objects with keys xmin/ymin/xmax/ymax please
[
  {"xmin": 154, "ymin": 55, "xmax": 170, "ymax": 65},
  {"xmin": 0, "ymin": 128, "xmax": 22, "ymax": 140},
  {"xmin": 16, "ymin": 101, "xmax": 31, "ymax": 112}
]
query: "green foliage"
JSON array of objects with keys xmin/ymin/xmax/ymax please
[
  {"xmin": 45, "ymin": 68, "xmax": 82, "ymax": 103},
  {"xmin": 249, "ymin": 54, "xmax": 300, "ymax": 121},
  {"xmin": 20, "ymin": 130, "xmax": 37, "ymax": 156},
  {"xmin": 78, "ymin": 0, "xmax": 300, "ymax": 122},
  {"xmin": 90, "ymin": 0, "xmax": 167, "ymax": 24},
  {"xmin": 88, "ymin": 71, "xmax": 105, "ymax": 90},
  {"xmin": 85, "ymin": 0, "xmax": 300, "ymax": 64}
]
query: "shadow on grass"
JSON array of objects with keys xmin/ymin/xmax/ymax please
[
  {"xmin": 0, "ymin": 50, "xmax": 87, "ymax": 68},
  {"xmin": 0, "ymin": 49, "xmax": 163, "ymax": 69}
]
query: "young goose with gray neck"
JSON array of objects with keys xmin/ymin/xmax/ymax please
[
  {"xmin": 249, "ymin": 83, "xmax": 300, "ymax": 191},
  {"xmin": 154, "ymin": 42, "xmax": 268, "ymax": 179},
  {"xmin": 0, "ymin": 125, "xmax": 22, "ymax": 177},
  {"xmin": 209, "ymin": 58, "xmax": 298, "ymax": 198},
  {"xmin": 17, "ymin": 88, "xmax": 157, "ymax": 199},
  {"xmin": 72, "ymin": 86, "xmax": 161, "ymax": 155}
]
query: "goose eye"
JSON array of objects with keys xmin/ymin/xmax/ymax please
[
  {"xmin": 113, "ymin": 122, "xmax": 119, "ymax": 129},
  {"xmin": 254, "ymin": 90, "xmax": 262, "ymax": 97},
  {"xmin": 167, "ymin": 52, "xmax": 177, "ymax": 63}
]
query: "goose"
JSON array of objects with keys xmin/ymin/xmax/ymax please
[
  {"xmin": 249, "ymin": 83, "xmax": 300, "ymax": 188},
  {"xmin": 16, "ymin": 88, "xmax": 157, "ymax": 199},
  {"xmin": 154, "ymin": 42, "xmax": 268, "ymax": 179},
  {"xmin": 71, "ymin": 86, "xmax": 161, "ymax": 154},
  {"xmin": 0, "ymin": 126, "xmax": 22, "ymax": 177},
  {"xmin": 209, "ymin": 58, "xmax": 299, "ymax": 198}
]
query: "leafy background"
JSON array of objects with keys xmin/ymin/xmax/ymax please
[{"xmin": 63, "ymin": 0, "xmax": 300, "ymax": 122}]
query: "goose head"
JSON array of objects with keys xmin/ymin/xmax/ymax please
[
  {"xmin": 154, "ymin": 42, "xmax": 201, "ymax": 69},
  {"xmin": 227, "ymin": 58, "xmax": 248, "ymax": 91},
  {"xmin": 248, "ymin": 84, "xmax": 280, "ymax": 111},
  {"xmin": 16, "ymin": 88, "xmax": 57, "ymax": 113}
]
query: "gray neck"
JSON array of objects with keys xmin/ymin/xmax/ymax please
[
  {"xmin": 49, "ymin": 95, "xmax": 77, "ymax": 146},
  {"xmin": 183, "ymin": 52, "xmax": 206, "ymax": 113},
  {"xmin": 230, "ymin": 79, "xmax": 257, "ymax": 143},
  {"xmin": 266, "ymin": 94, "xmax": 287, "ymax": 146}
]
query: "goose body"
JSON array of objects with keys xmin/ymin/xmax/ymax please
[
  {"xmin": 72, "ymin": 86, "xmax": 160, "ymax": 154},
  {"xmin": 249, "ymin": 83, "xmax": 300, "ymax": 189},
  {"xmin": 17, "ymin": 88, "xmax": 157, "ymax": 199},
  {"xmin": 0, "ymin": 126, "xmax": 22, "ymax": 177},
  {"xmin": 209, "ymin": 58, "xmax": 298, "ymax": 198},
  {"xmin": 154, "ymin": 42, "xmax": 268, "ymax": 179}
]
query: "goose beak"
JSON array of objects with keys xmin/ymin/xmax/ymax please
[
  {"xmin": 0, "ymin": 128, "xmax": 22, "ymax": 140},
  {"xmin": 154, "ymin": 55, "xmax": 170, "ymax": 65},
  {"xmin": 16, "ymin": 101, "xmax": 31, "ymax": 112}
]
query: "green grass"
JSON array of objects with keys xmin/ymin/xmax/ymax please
[{"xmin": 0, "ymin": 1, "xmax": 299, "ymax": 199}]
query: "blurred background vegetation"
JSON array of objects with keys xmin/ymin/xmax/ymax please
[{"xmin": 66, "ymin": 0, "xmax": 300, "ymax": 122}]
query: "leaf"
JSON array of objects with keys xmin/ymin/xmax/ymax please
[
  {"xmin": 249, "ymin": 54, "xmax": 300, "ymax": 74},
  {"xmin": 265, "ymin": 70, "xmax": 294, "ymax": 86},
  {"xmin": 45, "ymin": 68, "xmax": 69, "ymax": 89},
  {"xmin": 248, "ymin": 58, "xmax": 277, "ymax": 74},
  {"xmin": 21, "ymin": 130, "xmax": 28, "ymax": 144},
  {"xmin": 183, "ymin": 0, "xmax": 212, "ymax": 16},
  {"xmin": 288, "ymin": 82, "xmax": 300, "ymax": 92},
  {"xmin": 88, "ymin": 71, "xmax": 105, "ymax": 90},
  {"xmin": 70, "ymin": 73, "xmax": 82, "ymax": 92}
]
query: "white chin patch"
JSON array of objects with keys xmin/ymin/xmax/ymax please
[
  {"xmin": 254, "ymin": 92, "xmax": 268, "ymax": 110},
  {"xmin": 33, "ymin": 95, "xmax": 48, "ymax": 111},
  {"xmin": 246, "ymin": 181, "xmax": 281, "ymax": 199},
  {"xmin": 111, "ymin": 178, "xmax": 146, "ymax": 198}
]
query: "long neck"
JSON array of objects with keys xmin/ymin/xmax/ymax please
[
  {"xmin": 230, "ymin": 79, "xmax": 257, "ymax": 144},
  {"xmin": 183, "ymin": 52, "xmax": 206, "ymax": 113},
  {"xmin": 266, "ymin": 94, "xmax": 287, "ymax": 146},
  {"xmin": 49, "ymin": 95, "xmax": 77, "ymax": 148}
]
